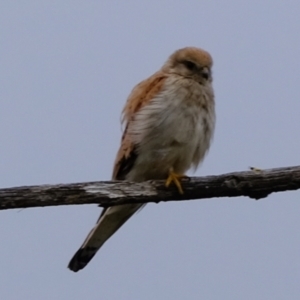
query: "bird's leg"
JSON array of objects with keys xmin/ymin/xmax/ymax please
[{"xmin": 165, "ymin": 168, "xmax": 188, "ymax": 194}]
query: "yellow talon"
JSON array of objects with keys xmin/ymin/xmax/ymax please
[{"xmin": 165, "ymin": 168, "xmax": 186, "ymax": 194}]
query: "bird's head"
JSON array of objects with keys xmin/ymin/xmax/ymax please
[{"xmin": 162, "ymin": 47, "xmax": 213, "ymax": 85}]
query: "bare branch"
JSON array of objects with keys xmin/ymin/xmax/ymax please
[{"xmin": 1, "ymin": 166, "xmax": 300, "ymax": 210}]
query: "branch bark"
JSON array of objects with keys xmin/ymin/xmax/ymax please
[{"xmin": 1, "ymin": 166, "xmax": 300, "ymax": 211}]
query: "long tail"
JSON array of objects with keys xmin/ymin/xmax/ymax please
[{"xmin": 68, "ymin": 204, "xmax": 144, "ymax": 272}]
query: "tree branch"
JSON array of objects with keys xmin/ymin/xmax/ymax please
[{"xmin": 1, "ymin": 166, "xmax": 300, "ymax": 211}]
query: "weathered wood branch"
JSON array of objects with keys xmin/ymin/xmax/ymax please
[{"xmin": 0, "ymin": 166, "xmax": 300, "ymax": 211}]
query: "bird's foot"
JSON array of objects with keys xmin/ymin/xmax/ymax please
[{"xmin": 165, "ymin": 169, "xmax": 187, "ymax": 194}]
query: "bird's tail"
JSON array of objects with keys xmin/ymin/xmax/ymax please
[{"xmin": 68, "ymin": 203, "xmax": 144, "ymax": 272}]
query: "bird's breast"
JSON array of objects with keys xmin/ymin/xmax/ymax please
[{"xmin": 127, "ymin": 77, "xmax": 215, "ymax": 181}]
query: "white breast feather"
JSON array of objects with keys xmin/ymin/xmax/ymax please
[{"xmin": 126, "ymin": 76, "xmax": 215, "ymax": 181}]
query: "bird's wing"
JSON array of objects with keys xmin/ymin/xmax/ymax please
[
  {"xmin": 68, "ymin": 72, "xmax": 167, "ymax": 272},
  {"xmin": 112, "ymin": 71, "xmax": 167, "ymax": 180}
]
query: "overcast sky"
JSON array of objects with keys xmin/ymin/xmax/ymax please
[{"xmin": 1, "ymin": 1, "xmax": 300, "ymax": 299}]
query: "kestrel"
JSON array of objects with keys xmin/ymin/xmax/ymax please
[{"xmin": 68, "ymin": 47, "xmax": 216, "ymax": 272}]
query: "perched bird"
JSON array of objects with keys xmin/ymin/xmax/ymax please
[{"xmin": 68, "ymin": 47, "xmax": 216, "ymax": 272}]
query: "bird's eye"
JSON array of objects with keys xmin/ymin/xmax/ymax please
[{"xmin": 183, "ymin": 60, "xmax": 197, "ymax": 71}]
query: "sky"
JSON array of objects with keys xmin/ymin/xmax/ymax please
[{"xmin": 0, "ymin": 1, "xmax": 300, "ymax": 299}]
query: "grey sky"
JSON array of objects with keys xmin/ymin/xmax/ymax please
[{"xmin": 1, "ymin": 1, "xmax": 300, "ymax": 299}]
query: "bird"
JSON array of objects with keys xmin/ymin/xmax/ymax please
[{"xmin": 68, "ymin": 46, "xmax": 216, "ymax": 272}]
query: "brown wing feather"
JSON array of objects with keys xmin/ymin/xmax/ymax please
[
  {"xmin": 112, "ymin": 71, "xmax": 167, "ymax": 180},
  {"xmin": 112, "ymin": 126, "xmax": 137, "ymax": 180}
]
